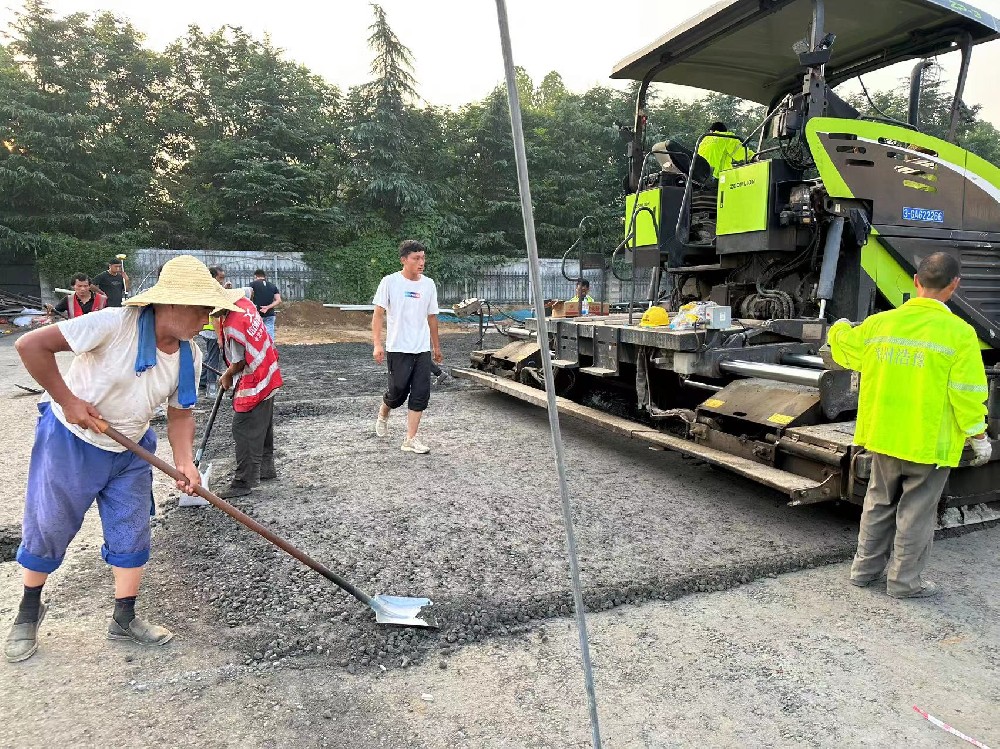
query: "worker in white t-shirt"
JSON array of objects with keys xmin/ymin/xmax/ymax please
[
  {"xmin": 4, "ymin": 255, "xmax": 242, "ymax": 664},
  {"xmin": 372, "ymin": 239, "xmax": 443, "ymax": 454}
]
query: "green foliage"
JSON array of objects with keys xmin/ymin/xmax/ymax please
[
  {"xmin": 35, "ymin": 232, "xmax": 139, "ymax": 288},
  {"xmin": 4, "ymin": 3, "xmax": 1000, "ymax": 307},
  {"xmin": 164, "ymin": 25, "xmax": 343, "ymax": 252},
  {"xmin": 342, "ymin": 4, "xmax": 433, "ymax": 228},
  {"xmin": 0, "ymin": 1, "xmax": 168, "ymax": 255},
  {"xmin": 306, "ymin": 222, "xmax": 399, "ymax": 303}
]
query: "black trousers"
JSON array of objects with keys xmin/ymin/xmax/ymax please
[
  {"xmin": 232, "ymin": 398, "xmax": 274, "ymax": 489},
  {"xmin": 383, "ymin": 351, "xmax": 432, "ymax": 412}
]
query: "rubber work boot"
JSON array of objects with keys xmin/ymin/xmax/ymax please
[
  {"xmin": 5, "ymin": 602, "xmax": 47, "ymax": 663},
  {"xmin": 888, "ymin": 580, "xmax": 940, "ymax": 599},
  {"xmin": 107, "ymin": 617, "xmax": 174, "ymax": 646},
  {"xmin": 218, "ymin": 484, "xmax": 251, "ymax": 499},
  {"xmin": 402, "ymin": 436, "xmax": 430, "ymax": 454},
  {"xmin": 375, "ymin": 413, "xmax": 389, "ymax": 438},
  {"xmin": 259, "ymin": 465, "xmax": 277, "ymax": 481}
]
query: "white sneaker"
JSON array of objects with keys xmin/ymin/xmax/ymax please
[
  {"xmin": 375, "ymin": 414, "xmax": 389, "ymax": 438},
  {"xmin": 401, "ymin": 436, "xmax": 430, "ymax": 454}
]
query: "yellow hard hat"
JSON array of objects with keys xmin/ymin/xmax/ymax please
[{"xmin": 640, "ymin": 306, "xmax": 669, "ymax": 327}]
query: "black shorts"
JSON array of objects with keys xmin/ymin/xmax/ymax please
[{"xmin": 383, "ymin": 351, "xmax": 432, "ymax": 412}]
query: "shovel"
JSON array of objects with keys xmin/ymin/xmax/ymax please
[
  {"xmin": 95, "ymin": 419, "xmax": 435, "ymax": 628},
  {"xmin": 180, "ymin": 384, "xmax": 226, "ymax": 507}
]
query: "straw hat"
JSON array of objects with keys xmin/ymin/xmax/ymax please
[
  {"xmin": 124, "ymin": 255, "xmax": 242, "ymax": 312},
  {"xmin": 210, "ymin": 286, "xmax": 253, "ymax": 315}
]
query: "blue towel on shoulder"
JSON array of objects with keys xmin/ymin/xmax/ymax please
[{"xmin": 135, "ymin": 306, "xmax": 197, "ymax": 408}]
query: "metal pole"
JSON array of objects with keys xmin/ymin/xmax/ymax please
[
  {"xmin": 908, "ymin": 60, "xmax": 931, "ymax": 129},
  {"xmin": 947, "ymin": 34, "xmax": 974, "ymax": 142},
  {"xmin": 493, "ymin": 3, "xmax": 603, "ymax": 746},
  {"xmin": 720, "ymin": 359, "xmax": 824, "ymax": 387},
  {"xmin": 780, "ymin": 353, "xmax": 826, "ymax": 369}
]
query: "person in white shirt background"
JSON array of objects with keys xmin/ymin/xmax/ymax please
[{"xmin": 371, "ymin": 240, "xmax": 443, "ymax": 455}]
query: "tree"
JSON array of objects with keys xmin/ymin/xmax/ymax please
[
  {"xmin": 164, "ymin": 25, "xmax": 343, "ymax": 251},
  {"xmin": 0, "ymin": 1, "xmax": 167, "ymax": 258},
  {"xmin": 342, "ymin": 4, "xmax": 432, "ymax": 228}
]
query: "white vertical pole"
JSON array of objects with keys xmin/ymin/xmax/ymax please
[{"xmin": 493, "ymin": 3, "xmax": 603, "ymax": 747}]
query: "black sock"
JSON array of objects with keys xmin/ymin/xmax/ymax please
[
  {"xmin": 14, "ymin": 584, "xmax": 44, "ymax": 625},
  {"xmin": 113, "ymin": 596, "xmax": 137, "ymax": 628}
]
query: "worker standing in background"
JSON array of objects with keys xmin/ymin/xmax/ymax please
[
  {"xmin": 569, "ymin": 279, "xmax": 594, "ymax": 315},
  {"xmin": 197, "ymin": 266, "xmax": 226, "ymax": 397},
  {"xmin": 216, "ymin": 287, "xmax": 283, "ymax": 498},
  {"xmin": 46, "ymin": 274, "xmax": 107, "ymax": 318},
  {"xmin": 828, "ymin": 252, "xmax": 990, "ymax": 599},
  {"xmin": 91, "ymin": 259, "xmax": 129, "ymax": 308},
  {"xmin": 372, "ymin": 239, "xmax": 443, "ymax": 454},
  {"xmin": 696, "ymin": 122, "xmax": 754, "ymax": 177},
  {"xmin": 249, "ymin": 269, "xmax": 281, "ymax": 343}
]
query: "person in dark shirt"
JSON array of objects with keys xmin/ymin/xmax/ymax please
[
  {"xmin": 47, "ymin": 274, "xmax": 108, "ymax": 318},
  {"xmin": 91, "ymin": 259, "xmax": 129, "ymax": 307},
  {"xmin": 249, "ymin": 269, "xmax": 281, "ymax": 341}
]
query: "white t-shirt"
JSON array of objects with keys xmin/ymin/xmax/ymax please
[
  {"xmin": 372, "ymin": 272, "xmax": 440, "ymax": 353},
  {"xmin": 45, "ymin": 307, "xmax": 203, "ymax": 452}
]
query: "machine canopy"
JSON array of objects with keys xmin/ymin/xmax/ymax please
[{"xmin": 611, "ymin": 0, "xmax": 1000, "ymax": 105}]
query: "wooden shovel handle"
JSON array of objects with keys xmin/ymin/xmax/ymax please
[{"xmin": 94, "ymin": 419, "xmax": 373, "ymax": 606}]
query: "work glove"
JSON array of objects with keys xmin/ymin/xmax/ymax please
[{"xmin": 969, "ymin": 436, "xmax": 992, "ymax": 467}]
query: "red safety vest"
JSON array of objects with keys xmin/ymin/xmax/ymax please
[
  {"xmin": 222, "ymin": 297, "xmax": 282, "ymax": 412},
  {"xmin": 67, "ymin": 291, "xmax": 107, "ymax": 318}
]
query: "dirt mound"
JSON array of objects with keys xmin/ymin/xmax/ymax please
[
  {"xmin": 276, "ymin": 299, "xmax": 469, "ymax": 345},
  {"xmin": 279, "ymin": 300, "xmax": 373, "ymax": 329},
  {"xmin": 275, "ymin": 301, "xmax": 377, "ymax": 344}
]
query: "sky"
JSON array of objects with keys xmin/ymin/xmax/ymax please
[{"xmin": 3, "ymin": 0, "xmax": 1000, "ymax": 124}]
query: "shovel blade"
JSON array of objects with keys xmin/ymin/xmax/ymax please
[{"xmin": 371, "ymin": 594, "xmax": 434, "ymax": 628}]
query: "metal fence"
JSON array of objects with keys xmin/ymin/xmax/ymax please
[
  {"xmin": 125, "ymin": 248, "xmax": 655, "ymax": 306},
  {"xmin": 128, "ymin": 249, "xmax": 317, "ymax": 301},
  {"xmin": 438, "ymin": 268, "xmax": 654, "ymax": 305}
]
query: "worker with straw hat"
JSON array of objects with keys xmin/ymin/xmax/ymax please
[{"xmin": 5, "ymin": 255, "xmax": 242, "ymax": 663}]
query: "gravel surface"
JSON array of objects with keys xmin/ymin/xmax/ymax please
[
  {"xmin": 124, "ymin": 332, "xmax": 864, "ymax": 674},
  {"xmin": 2, "ymin": 329, "xmax": 997, "ymax": 748}
]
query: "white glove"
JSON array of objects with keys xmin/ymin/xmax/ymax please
[
  {"xmin": 834, "ymin": 318, "xmax": 851, "ymax": 327},
  {"xmin": 969, "ymin": 436, "xmax": 992, "ymax": 467}
]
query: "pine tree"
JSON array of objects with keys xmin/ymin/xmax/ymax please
[{"xmin": 344, "ymin": 4, "xmax": 432, "ymax": 228}]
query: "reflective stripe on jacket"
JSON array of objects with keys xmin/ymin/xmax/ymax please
[
  {"xmin": 222, "ymin": 298, "xmax": 283, "ymax": 413},
  {"xmin": 828, "ymin": 297, "xmax": 987, "ymax": 466}
]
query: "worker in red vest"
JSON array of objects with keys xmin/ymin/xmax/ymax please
[
  {"xmin": 215, "ymin": 288, "xmax": 283, "ymax": 498},
  {"xmin": 47, "ymin": 273, "xmax": 108, "ymax": 318}
]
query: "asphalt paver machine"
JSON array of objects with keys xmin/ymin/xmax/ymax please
[{"xmin": 457, "ymin": 0, "xmax": 1000, "ymax": 525}]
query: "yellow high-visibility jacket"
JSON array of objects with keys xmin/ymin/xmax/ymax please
[
  {"xmin": 828, "ymin": 297, "xmax": 988, "ymax": 467},
  {"xmin": 696, "ymin": 132, "xmax": 755, "ymax": 177}
]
